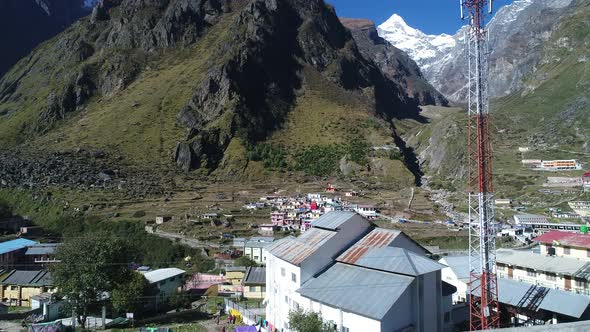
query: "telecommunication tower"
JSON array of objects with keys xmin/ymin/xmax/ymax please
[{"xmin": 460, "ymin": 0, "xmax": 501, "ymax": 330}]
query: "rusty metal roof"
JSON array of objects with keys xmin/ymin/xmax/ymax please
[
  {"xmin": 337, "ymin": 229, "xmax": 444, "ymax": 276},
  {"xmin": 267, "ymin": 228, "xmax": 336, "ymax": 266}
]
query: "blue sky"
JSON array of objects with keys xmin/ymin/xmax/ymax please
[{"xmin": 327, "ymin": 0, "xmax": 514, "ymax": 35}]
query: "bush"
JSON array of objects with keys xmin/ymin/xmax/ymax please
[
  {"xmin": 295, "ymin": 145, "xmax": 344, "ymax": 177},
  {"xmin": 247, "ymin": 143, "xmax": 287, "ymax": 170}
]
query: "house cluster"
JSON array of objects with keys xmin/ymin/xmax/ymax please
[
  {"xmin": 265, "ymin": 211, "xmax": 454, "ymax": 332},
  {"xmin": 441, "ymin": 230, "xmax": 590, "ymax": 326},
  {"xmin": 0, "ymin": 239, "xmax": 62, "ymax": 309},
  {"xmin": 186, "ymin": 266, "xmax": 267, "ymax": 301},
  {"xmin": 246, "ymin": 192, "xmax": 378, "ymax": 236}
]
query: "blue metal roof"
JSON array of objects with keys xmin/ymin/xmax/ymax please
[
  {"xmin": 0, "ymin": 239, "xmax": 38, "ymax": 255},
  {"xmin": 311, "ymin": 211, "xmax": 361, "ymax": 230},
  {"xmin": 297, "ymin": 263, "xmax": 414, "ymax": 320}
]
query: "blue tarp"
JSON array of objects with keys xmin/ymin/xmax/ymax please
[{"xmin": 234, "ymin": 326, "xmax": 257, "ymax": 332}]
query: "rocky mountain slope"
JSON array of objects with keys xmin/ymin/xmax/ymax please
[
  {"xmin": 402, "ymin": 0, "xmax": 590, "ymax": 195},
  {"xmin": 0, "ymin": 0, "xmax": 93, "ymax": 78},
  {"xmin": 379, "ymin": 0, "xmax": 577, "ymax": 102},
  {"xmin": 340, "ymin": 18, "xmax": 448, "ymax": 106},
  {"xmin": 0, "ymin": 0, "xmax": 424, "ymax": 193}
]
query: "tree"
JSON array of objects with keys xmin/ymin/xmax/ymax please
[
  {"xmin": 169, "ymin": 289, "xmax": 190, "ymax": 312},
  {"xmin": 51, "ymin": 232, "xmax": 130, "ymax": 327},
  {"xmin": 111, "ymin": 271, "xmax": 148, "ymax": 315},
  {"xmin": 288, "ymin": 308, "xmax": 337, "ymax": 332},
  {"xmin": 233, "ymin": 256, "xmax": 257, "ymax": 267}
]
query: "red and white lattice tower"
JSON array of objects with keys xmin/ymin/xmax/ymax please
[{"xmin": 461, "ymin": 0, "xmax": 500, "ymax": 330}]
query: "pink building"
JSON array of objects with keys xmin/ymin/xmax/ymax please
[{"xmin": 271, "ymin": 211, "xmax": 287, "ymax": 226}]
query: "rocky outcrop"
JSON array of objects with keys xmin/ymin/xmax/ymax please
[
  {"xmin": 0, "ymin": 0, "xmax": 92, "ymax": 78},
  {"xmin": 340, "ymin": 18, "xmax": 448, "ymax": 107}
]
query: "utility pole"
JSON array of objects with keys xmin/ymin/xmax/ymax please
[{"xmin": 461, "ymin": 0, "xmax": 501, "ymax": 330}]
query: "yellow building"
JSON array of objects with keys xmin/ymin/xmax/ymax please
[
  {"xmin": 225, "ymin": 266, "xmax": 246, "ymax": 285},
  {"xmin": 0, "ymin": 270, "xmax": 55, "ymax": 307},
  {"xmin": 242, "ymin": 267, "xmax": 266, "ymax": 299}
]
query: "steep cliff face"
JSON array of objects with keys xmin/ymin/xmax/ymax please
[
  {"xmin": 0, "ymin": 0, "xmax": 91, "ymax": 78},
  {"xmin": 340, "ymin": 18, "xmax": 448, "ymax": 107},
  {"xmin": 0, "ymin": 0, "xmax": 422, "ymax": 189},
  {"xmin": 379, "ymin": 0, "xmax": 576, "ymax": 103}
]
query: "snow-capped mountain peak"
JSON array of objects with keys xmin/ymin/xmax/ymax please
[{"xmin": 377, "ymin": 14, "xmax": 456, "ymax": 66}]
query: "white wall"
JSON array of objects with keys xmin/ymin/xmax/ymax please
[
  {"xmin": 303, "ymin": 298, "xmax": 382, "ymax": 332},
  {"xmin": 266, "ymin": 255, "xmax": 307, "ymax": 331},
  {"xmin": 439, "ymin": 259, "xmax": 468, "ymax": 304}
]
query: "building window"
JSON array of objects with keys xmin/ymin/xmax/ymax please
[
  {"xmin": 575, "ymin": 279, "xmax": 587, "ymax": 288},
  {"xmin": 342, "ymin": 327, "xmax": 350, "ymax": 332},
  {"xmin": 284, "ymin": 295, "xmax": 289, "ymax": 304},
  {"xmin": 444, "ymin": 312, "xmax": 451, "ymax": 323},
  {"xmin": 497, "ymin": 265, "xmax": 505, "ymax": 271},
  {"xmin": 281, "ymin": 267, "xmax": 286, "ymax": 277},
  {"xmin": 564, "ymin": 247, "xmax": 571, "ymax": 255},
  {"xmin": 254, "ymin": 256, "xmax": 259, "ymax": 261},
  {"xmin": 526, "ymin": 269, "xmax": 536, "ymax": 277},
  {"xmin": 587, "ymin": 249, "xmax": 590, "ymax": 258},
  {"xmin": 546, "ymin": 273, "xmax": 557, "ymax": 281},
  {"xmin": 249, "ymin": 286, "xmax": 256, "ymax": 292},
  {"xmin": 291, "ymin": 273, "xmax": 297, "ymax": 283}
]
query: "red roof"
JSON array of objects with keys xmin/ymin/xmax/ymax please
[
  {"xmin": 583, "ymin": 172, "xmax": 590, "ymax": 178},
  {"xmin": 532, "ymin": 230, "xmax": 590, "ymax": 248}
]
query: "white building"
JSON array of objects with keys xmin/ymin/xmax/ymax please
[
  {"xmin": 496, "ymin": 249, "xmax": 590, "ymax": 295},
  {"xmin": 142, "ymin": 268, "xmax": 186, "ymax": 311},
  {"xmin": 244, "ymin": 237, "xmax": 275, "ymax": 265},
  {"xmin": 440, "ymin": 255, "xmax": 590, "ymax": 324},
  {"xmin": 353, "ymin": 205, "xmax": 378, "ymax": 219},
  {"xmin": 513, "ymin": 214, "xmax": 548, "ymax": 225},
  {"xmin": 265, "ymin": 211, "xmax": 450, "ymax": 332},
  {"xmin": 569, "ymin": 201, "xmax": 590, "ymax": 218}
]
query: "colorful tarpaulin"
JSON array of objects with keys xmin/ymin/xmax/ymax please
[{"xmin": 234, "ymin": 326, "xmax": 257, "ymax": 332}]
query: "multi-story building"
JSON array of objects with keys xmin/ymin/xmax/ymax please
[
  {"xmin": 583, "ymin": 172, "xmax": 590, "ymax": 192},
  {"xmin": 513, "ymin": 214, "xmax": 549, "ymax": 225},
  {"xmin": 0, "ymin": 239, "xmax": 38, "ymax": 269},
  {"xmin": 539, "ymin": 160, "xmax": 582, "ymax": 171},
  {"xmin": 0, "ymin": 270, "xmax": 55, "ymax": 307},
  {"xmin": 496, "ymin": 249, "xmax": 590, "ymax": 295},
  {"xmin": 533, "ymin": 230, "xmax": 590, "ymax": 261},
  {"xmin": 271, "ymin": 212, "xmax": 287, "ymax": 226},
  {"xmin": 441, "ymin": 255, "xmax": 590, "ymax": 324},
  {"xmin": 24, "ymin": 243, "xmax": 60, "ymax": 269},
  {"xmin": 266, "ymin": 211, "xmax": 449, "ymax": 332},
  {"xmin": 142, "ymin": 268, "xmax": 186, "ymax": 311},
  {"xmin": 353, "ymin": 204, "xmax": 378, "ymax": 219},
  {"xmin": 244, "ymin": 237, "xmax": 274, "ymax": 265}
]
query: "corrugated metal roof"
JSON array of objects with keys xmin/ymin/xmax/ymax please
[
  {"xmin": 143, "ymin": 268, "xmax": 185, "ymax": 284},
  {"xmin": 472, "ymin": 278, "xmax": 590, "ymax": 318},
  {"xmin": 243, "ymin": 267, "xmax": 266, "ymax": 285},
  {"xmin": 267, "ymin": 228, "xmax": 336, "ymax": 266},
  {"xmin": 440, "ymin": 256, "xmax": 470, "ymax": 282},
  {"xmin": 342, "ymin": 247, "xmax": 444, "ymax": 276},
  {"xmin": 1, "ymin": 270, "xmax": 52, "ymax": 286},
  {"xmin": 297, "ymin": 263, "xmax": 414, "ymax": 320},
  {"xmin": 533, "ymin": 231, "xmax": 590, "ymax": 248},
  {"xmin": 496, "ymin": 249, "xmax": 589, "ymax": 278},
  {"xmin": 311, "ymin": 211, "xmax": 359, "ymax": 230},
  {"xmin": 25, "ymin": 243, "xmax": 60, "ymax": 256},
  {"xmin": 0, "ymin": 239, "xmax": 38, "ymax": 255},
  {"xmin": 336, "ymin": 229, "xmax": 443, "ymax": 276}
]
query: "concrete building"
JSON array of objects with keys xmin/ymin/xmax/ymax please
[
  {"xmin": 441, "ymin": 255, "xmax": 590, "ymax": 325},
  {"xmin": 353, "ymin": 205, "xmax": 378, "ymax": 219},
  {"xmin": 265, "ymin": 211, "xmax": 448, "ymax": 332},
  {"xmin": 0, "ymin": 238, "xmax": 38, "ymax": 269},
  {"xmin": 271, "ymin": 212, "xmax": 287, "ymax": 226},
  {"xmin": 31, "ymin": 293, "xmax": 64, "ymax": 321},
  {"xmin": 439, "ymin": 256, "xmax": 470, "ymax": 304},
  {"xmin": 533, "ymin": 231, "xmax": 590, "ymax": 261},
  {"xmin": 24, "ymin": 243, "xmax": 60, "ymax": 269},
  {"xmin": 244, "ymin": 237, "xmax": 274, "ymax": 265},
  {"xmin": 142, "ymin": 268, "xmax": 185, "ymax": 311},
  {"xmin": 496, "ymin": 249, "xmax": 590, "ymax": 295},
  {"xmin": 0, "ymin": 270, "xmax": 55, "ymax": 307},
  {"xmin": 242, "ymin": 267, "xmax": 266, "ymax": 299},
  {"xmin": 538, "ymin": 160, "xmax": 582, "ymax": 171}
]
